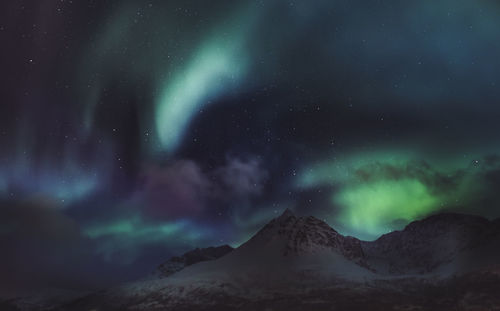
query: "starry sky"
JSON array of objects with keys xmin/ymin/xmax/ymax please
[{"xmin": 2, "ymin": 0, "xmax": 500, "ymax": 294}]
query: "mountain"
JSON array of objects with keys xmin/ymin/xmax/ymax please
[
  {"xmin": 56, "ymin": 210, "xmax": 500, "ymax": 310},
  {"xmin": 362, "ymin": 213, "xmax": 500, "ymax": 275},
  {"xmin": 157, "ymin": 245, "xmax": 234, "ymax": 277},
  {"xmin": 245, "ymin": 208, "xmax": 365, "ymax": 261},
  {"xmin": 160, "ymin": 209, "xmax": 371, "ymax": 281}
]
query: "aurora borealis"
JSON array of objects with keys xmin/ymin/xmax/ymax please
[{"xmin": 3, "ymin": 0, "xmax": 500, "ymax": 293}]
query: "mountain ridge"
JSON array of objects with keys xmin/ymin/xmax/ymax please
[
  {"xmin": 158, "ymin": 209, "xmax": 500, "ymax": 278},
  {"xmin": 12, "ymin": 209, "xmax": 500, "ymax": 310},
  {"xmin": 361, "ymin": 211, "xmax": 500, "ymax": 274}
]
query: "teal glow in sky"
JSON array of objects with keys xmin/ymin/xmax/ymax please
[
  {"xmin": 85, "ymin": 216, "xmax": 186, "ymax": 239},
  {"xmin": 78, "ymin": 2, "xmax": 257, "ymax": 153},
  {"xmin": 155, "ymin": 35, "xmax": 249, "ymax": 151},
  {"xmin": 84, "ymin": 215, "xmax": 213, "ymax": 264},
  {"xmin": 0, "ymin": 161, "xmax": 101, "ymax": 205}
]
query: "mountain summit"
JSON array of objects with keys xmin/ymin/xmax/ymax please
[
  {"xmin": 277, "ymin": 207, "xmax": 294, "ymax": 220},
  {"xmin": 243, "ymin": 209, "xmax": 366, "ymax": 264}
]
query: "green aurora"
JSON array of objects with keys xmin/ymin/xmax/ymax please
[{"xmin": 297, "ymin": 150, "xmax": 495, "ymax": 239}]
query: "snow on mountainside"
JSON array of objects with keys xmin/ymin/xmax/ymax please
[
  {"xmin": 239, "ymin": 208, "xmax": 367, "ymax": 265},
  {"xmin": 362, "ymin": 213, "xmax": 500, "ymax": 275},
  {"xmin": 53, "ymin": 209, "xmax": 500, "ymax": 310},
  {"xmin": 165, "ymin": 208, "xmax": 374, "ymax": 284},
  {"xmin": 157, "ymin": 245, "xmax": 234, "ymax": 277}
]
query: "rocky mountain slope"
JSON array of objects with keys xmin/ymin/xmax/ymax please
[
  {"xmin": 245, "ymin": 209, "xmax": 366, "ymax": 261},
  {"xmin": 157, "ymin": 245, "xmax": 234, "ymax": 277}
]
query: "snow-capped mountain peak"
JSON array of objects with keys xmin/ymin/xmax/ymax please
[{"xmin": 241, "ymin": 209, "xmax": 365, "ymax": 264}]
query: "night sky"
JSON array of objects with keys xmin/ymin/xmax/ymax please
[{"xmin": 2, "ymin": 0, "xmax": 500, "ymax": 294}]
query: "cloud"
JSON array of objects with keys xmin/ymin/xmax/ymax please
[
  {"xmin": 141, "ymin": 160, "xmax": 211, "ymax": 220},
  {"xmin": 139, "ymin": 157, "xmax": 268, "ymax": 220},
  {"xmin": 2, "ymin": 156, "xmax": 268, "ymax": 288},
  {"xmin": 214, "ymin": 157, "xmax": 269, "ymax": 199}
]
